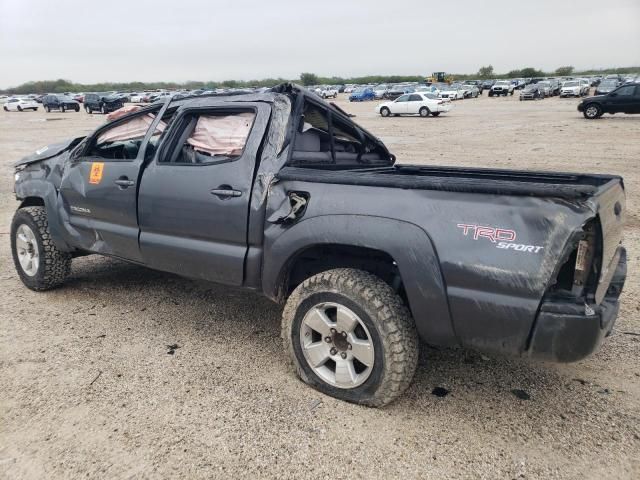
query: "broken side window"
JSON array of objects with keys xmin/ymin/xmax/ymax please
[
  {"xmin": 90, "ymin": 111, "xmax": 166, "ymax": 161},
  {"xmin": 290, "ymin": 100, "xmax": 388, "ymax": 166},
  {"xmin": 166, "ymin": 111, "xmax": 256, "ymax": 164}
]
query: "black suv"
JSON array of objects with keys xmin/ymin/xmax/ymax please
[
  {"xmin": 42, "ymin": 95, "xmax": 80, "ymax": 113},
  {"xmin": 84, "ymin": 93, "xmax": 124, "ymax": 114},
  {"xmin": 578, "ymin": 83, "xmax": 640, "ymax": 119}
]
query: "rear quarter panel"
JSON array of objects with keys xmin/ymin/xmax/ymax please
[{"xmin": 264, "ymin": 180, "xmax": 596, "ymax": 354}]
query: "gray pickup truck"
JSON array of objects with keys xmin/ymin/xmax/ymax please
[{"xmin": 11, "ymin": 84, "xmax": 627, "ymax": 406}]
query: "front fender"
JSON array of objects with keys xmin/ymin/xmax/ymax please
[
  {"xmin": 15, "ymin": 177, "xmax": 73, "ymax": 252},
  {"xmin": 262, "ymin": 214, "xmax": 457, "ymax": 346}
]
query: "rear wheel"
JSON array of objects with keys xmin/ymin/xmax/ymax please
[
  {"xmin": 380, "ymin": 107, "xmax": 390, "ymax": 117},
  {"xmin": 282, "ymin": 268, "xmax": 419, "ymax": 407},
  {"xmin": 11, "ymin": 207, "xmax": 72, "ymax": 291},
  {"xmin": 419, "ymin": 106, "xmax": 430, "ymax": 117},
  {"xmin": 17, "ymin": 105, "xmax": 23, "ymax": 111},
  {"xmin": 583, "ymin": 103, "xmax": 603, "ymax": 119},
  {"xmin": 3, "ymin": 106, "xmax": 8, "ymax": 111}
]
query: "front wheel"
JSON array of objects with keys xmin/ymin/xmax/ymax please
[
  {"xmin": 419, "ymin": 106, "xmax": 430, "ymax": 117},
  {"xmin": 380, "ymin": 107, "xmax": 391, "ymax": 117},
  {"xmin": 282, "ymin": 268, "xmax": 419, "ymax": 407},
  {"xmin": 583, "ymin": 103, "xmax": 603, "ymax": 119},
  {"xmin": 11, "ymin": 207, "xmax": 72, "ymax": 291},
  {"xmin": 17, "ymin": 106, "xmax": 23, "ymax": 111},
  {"xmin": 431, "ymin": 112, "xmax": 441, "ymax": 117},
  {"xmin": 60, "ymin": 105, "xmax": 65, "ymax": 112},
  {"xmin": 85, "ymin": 105, "xmax": 91, "ymax": 114}
]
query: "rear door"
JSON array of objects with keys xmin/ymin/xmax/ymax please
[
  {"xmin": 137, "ymin": 102, "xmax": 270, "ymax": 285},
  {"xmin": 406, "ymin": 94, "xmax": 424, "ymax": 114},
  {"xmin": 57, "ymin": 107, "xmax": 166, "ymax": 261}
]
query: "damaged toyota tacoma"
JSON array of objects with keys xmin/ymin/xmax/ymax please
[{"xmin": 11, "ymin": 84, "xmax": 627, "ymax": 406}]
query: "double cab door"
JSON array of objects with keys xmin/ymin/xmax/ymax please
[{"xmin": 58, "ymin": 101, "xmax": 270, "ymax": 286}]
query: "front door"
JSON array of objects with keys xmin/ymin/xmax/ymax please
[
  {"xmin": 605, "ymin": 84, "xmax": 637, "ymax": 113},
  {"xmin": 393, "ymin": 94, "xmax": 410, "ymax": 114},
  {"xmin": 58, "ymin": 108, "xmax": 164, "ymax": 262},
  {"xmin": 137, "ymin": 102, "xmax": 270, "ymax": 286}
]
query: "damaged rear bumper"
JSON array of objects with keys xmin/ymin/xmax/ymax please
[{"xmin": 526, "ymin": 246, "xmax": 626, "ymax": 363}]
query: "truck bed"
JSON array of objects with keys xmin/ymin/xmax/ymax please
[{"xmin": 277, "ymin": 164, "xmax": 621, "ymax": 199}]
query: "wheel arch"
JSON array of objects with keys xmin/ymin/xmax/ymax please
[
  {"xmin": 262, "ymin": 214, "xmax": 457, "ymax": 346},
  {"xmin": 15, "ymin": 180, "xmax": 73, "ymax": 252}
]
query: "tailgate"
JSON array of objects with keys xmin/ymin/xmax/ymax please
[{"xmin": 594, "ymin": 179, "xmax": 626, "ymax": 304}]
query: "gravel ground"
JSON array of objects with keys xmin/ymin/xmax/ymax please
[{"xmin": 1, "ymin": 93, "xmax": 639, "ymax": 479}]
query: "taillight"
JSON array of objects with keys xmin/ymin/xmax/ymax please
[{"xmin": 571, "ymin": 222, "xmax": 596, "ymax": 296}]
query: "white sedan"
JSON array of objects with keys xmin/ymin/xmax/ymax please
[
  {"xmin": 376, "ymin": 92, "xmax": 452, "ymax": 117},
  {"xmin": 3, "ymin": 97, "xmax": 39, "ymax": 112}
]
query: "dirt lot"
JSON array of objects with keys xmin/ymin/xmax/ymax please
[{"xmin": 1, "ymin": 93, "xmax": 639, "ymax": 479}]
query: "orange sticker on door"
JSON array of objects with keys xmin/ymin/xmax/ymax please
[{"xmin": 89, "ymin": 162, "xmax": 105, "ymax": 184}]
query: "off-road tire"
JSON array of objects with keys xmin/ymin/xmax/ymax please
[
  {"xmin": 282, "ymin": 268, "xmax": 419, "ymax": 407},
  {"xmin": 380, "ymin": 107, "xmax": 390, "ymax": 117},
  {"xmin": 11, "ymin": 207, "xmax": 71, "ymax": 291},
  {"xmin": 419, "ymin": 106, "xmax": 430, "ymax": 117}
]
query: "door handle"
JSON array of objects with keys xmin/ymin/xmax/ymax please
[
  {"xmin": 210, "ymin": 187, "xmax": 242, "ymax": 199},
  {"xmin": 114, "ymin": 177, "xmax": 135, "ymax": 188}
]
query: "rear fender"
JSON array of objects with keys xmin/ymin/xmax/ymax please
[{"xmin": 262, "ymin": 214, "xmax": 457, "ymax": 346}]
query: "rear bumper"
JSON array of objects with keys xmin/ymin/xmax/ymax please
[{"xmin": 526, "ymin": 246, "xmax": 626, "ymax": 362}]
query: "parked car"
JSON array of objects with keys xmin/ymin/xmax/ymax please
[
  {"xmin": 578, "ymin": 82, "xmax": 640, "ymax": 119},
  {"xmin": 374, "ymin": 85, "xmax": 389, "ymax": 99},
  {"xmin": 560, "ymin": 81, "xmax": 583, "ymax": 98},
  {"xmin": 519, "ymin": 84, "xmax": 544, "ymax": 100},
  {"xmin": 439, "ymin": 84, "xmax": 464, "ymax": 100},
  {"xmin": 376, "ymin": 92, "xmax": 452, "ymax": 117},
  {"xmin": 42, "ymin": 94, "xmax": 80, "ymax": 112},
  {"xmin": 384, "ymin": 85, "xmax": 414, "ymax": 100},
  {"xmin": 488, "ymin": 81, "xmax": 514, "ymax": 96},
  {"xmin": 72, "ymin": 94, "xmax": 84, "ymax": 103},
  {"xmin": 595, "ymin": 79, "xmax": 620, "ymax": 96},
  {"xmin": 547, "ymin": 79, "xmax": 561, "ymax": 96},
  {"xmin": 348, "ymin": 87, "xmax": 375, "ymax": 102},
  {"xmin": 461, "ymin": 84, "xmax": 480, "ymax": 98},
  {"xmin": 319, "ymin": 87, "xmax": 338, "ymax": 99},
  {"xmin": 481, "ymin": 79, "xmax": 495, "ymax": 90},
  {"xmin": 150, "ymin": 92, "xmax": 173, "ymax": 102},
  {"xmin": 536, "ymin": 81, "xmax": 552, "ymax": 97},
  {"xmin": 464, "ymin": 80, "xmax": 484, "ymax": 94},
  {"xmin": 84, "ymin": 93, "xmax": 124, "ymax": 114},
  {"xmin": 3, "ymin": 97, "xmax": 39, "ymax": 111},
  {"xmin": 10, "ymin": 83, "xmax": 627, "ymax": 406},
  {"xmin": 130, "ymin": 92, "xmax": 149, "ymax": 103}
]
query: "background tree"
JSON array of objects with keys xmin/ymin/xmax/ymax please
[
  {"xmin": 555, "ymin": 66, "xmax": 574, "ymax": 77},
  {"xmin": 477, "ymin": 65, "xmax": 494, "ymax": 79},
  {"xmin": 299, "ymin": 72, "xmax": 318, "ymax": 86}
]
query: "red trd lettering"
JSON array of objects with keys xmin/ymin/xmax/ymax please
[
  {"xmin": 457, "ymin": 224, "xmax": 475, "ymax": 236},
  {"xmin": 495, "ymin": 228, "xmax": 516, "ymax": 242},
  {"xmin": 474, "ymin": 226, "xmax": 496, "ymax": 242}
]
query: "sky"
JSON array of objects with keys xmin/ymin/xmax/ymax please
[{"xmin": 0, "ymin": 0, "xmax": 639, "ymax": 88}]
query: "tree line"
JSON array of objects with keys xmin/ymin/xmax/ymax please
[{"xmin": 2, "ymin": 66, "xmax": 638, "ymax": 94}]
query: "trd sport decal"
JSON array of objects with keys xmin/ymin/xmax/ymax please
[{"xmin": 457, "ymin": 223, "xmax": 544, "ymax": 253}]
